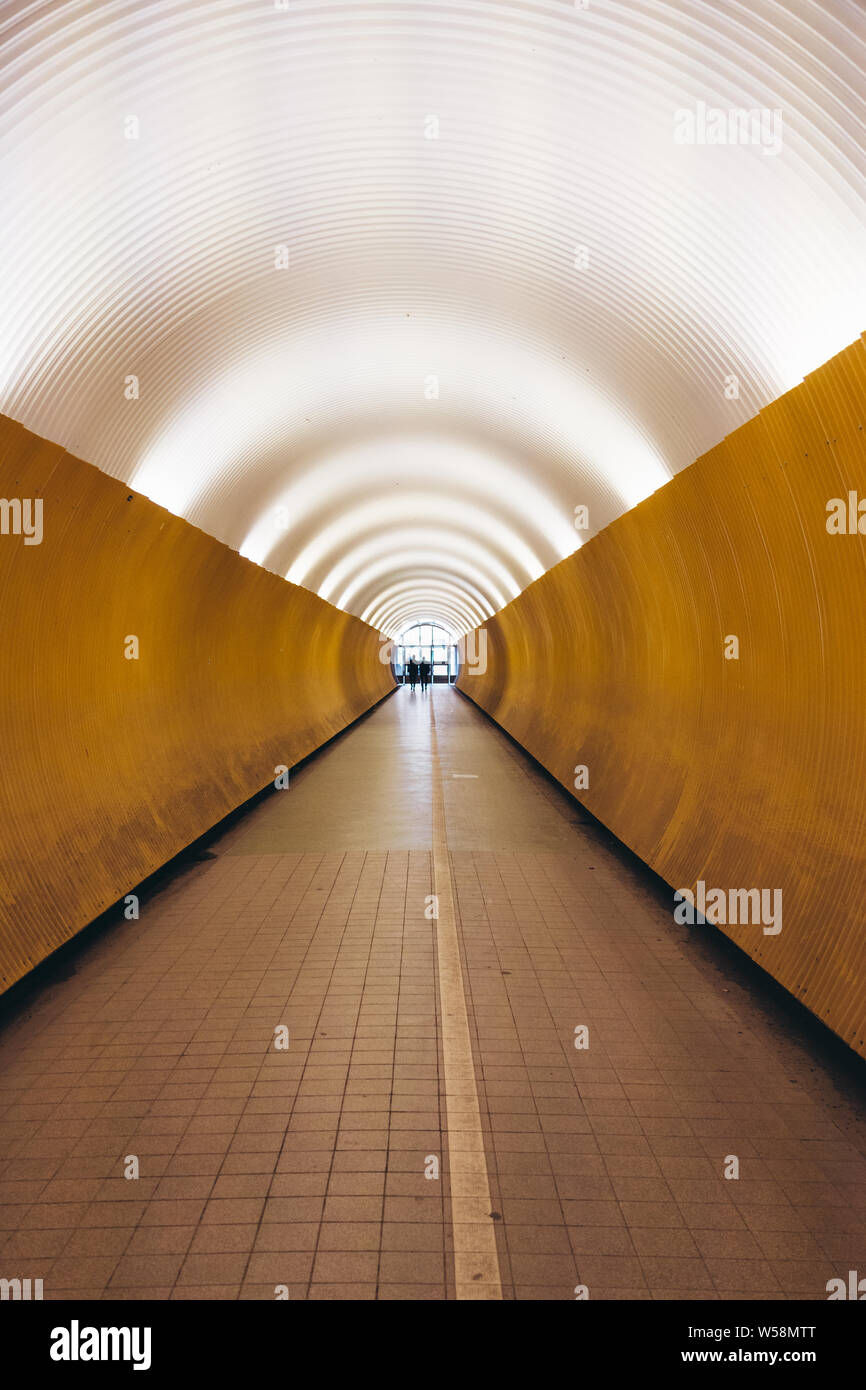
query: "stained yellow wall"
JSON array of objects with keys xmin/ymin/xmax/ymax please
[
  {"xmin": 0, "ymin": 416, "xmax": 394, "ymax": 993},
  {"xmin": 458, "ymin": 334, "xmax": 866, "ymax": 1058}
]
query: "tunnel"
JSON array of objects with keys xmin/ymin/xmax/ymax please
[{"xmin": 1, "ymin": 0, "xmax": 866, "ymax": 1329}]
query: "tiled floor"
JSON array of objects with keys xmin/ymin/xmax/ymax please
[{"xmin": 0, "ymin": 686, "xmax": 864, "ymax": 1299}]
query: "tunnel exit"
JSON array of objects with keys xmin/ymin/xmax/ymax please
[{"xmin": 393, "ymin": 620, "xmax": 459, "ymax": 684}]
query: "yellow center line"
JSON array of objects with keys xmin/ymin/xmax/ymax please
[{"xmin": 429, "ymin": 690, "xmax": 503, "ymax": 1300}]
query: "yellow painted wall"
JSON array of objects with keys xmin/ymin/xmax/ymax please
[
  {"xmin": 0, "ymin": 416, "xmax": 394, "ymax": 993},
  {"xmin": 458, "ymin": 335, "xmax": 866, "ymax": 1058}
]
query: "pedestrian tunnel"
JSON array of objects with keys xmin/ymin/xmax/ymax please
[
  {"xmin": 2, "ymin": 331, "xmax": 866, "ymax": 1058},
  {"xmin": 1, "ymin": 0, "xmax": 866, "ymax": 1313}
]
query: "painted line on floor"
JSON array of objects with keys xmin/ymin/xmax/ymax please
[{"xmin": 429, "ymin": 690, "xmax": 503, "ymax": 1300}]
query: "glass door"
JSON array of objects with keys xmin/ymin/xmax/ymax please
[{"xmin": 395, "ymin": 623, "xmax": 458, "ymax": 682}]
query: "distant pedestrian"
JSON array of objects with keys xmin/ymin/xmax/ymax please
[
  {"xmin": 419, "ymin": 658, "xmax": 431, "ymax": 692},
  {"xmin": 406, "ymin": 657, "xmax": 419, "ymax": 692}
]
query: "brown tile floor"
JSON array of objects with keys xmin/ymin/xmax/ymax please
[{"xmin": 0, "ymin": 685, "xmax": 864, "ymax": 1299}]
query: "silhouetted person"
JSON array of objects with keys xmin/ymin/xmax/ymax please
[
  {"xmin": 407, "ymin": 657, "xmax": 419, "ymax": 691},
  {"xmin": 419, "ymin": 658, "xmax": 431, "ymax": 691}
]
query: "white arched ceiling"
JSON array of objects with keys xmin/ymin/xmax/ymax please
[
  {"xmin": 1, "ymin": 0, "xmax": 865, "ymax": 635},
  {"xmin": 371, "ymin": 588, "xmax": 488, "ymax": 633}
]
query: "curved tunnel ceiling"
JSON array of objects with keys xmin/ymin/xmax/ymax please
[{"xmin": 1, "ymin": 1, "xmax": 865, "ymax": 635}]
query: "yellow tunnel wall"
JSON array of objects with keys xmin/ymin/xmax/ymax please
[
  {"xmin": 458, "ymin": 335, "xmax": 866, "ymax": 1059},
  {"xmin": 0, "ymin": 416, "xmax": 394, "ymax": 993}
]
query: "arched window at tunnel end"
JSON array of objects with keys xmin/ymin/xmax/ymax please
[{"xmin": 393, "ymin": 620, "xmax": 459, "ymax": 684}]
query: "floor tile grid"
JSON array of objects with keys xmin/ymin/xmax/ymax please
[
  {"xmin": 517, "ymin": 845, "xmax": 866, "ymax": 1299},
  {"xmin": 1, "ymin": 850, "xmax": 379, "ymax": 1296},
  {"xmin": 2, "ymin": 852, "xmax": 323, "ymax": 1293}
]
